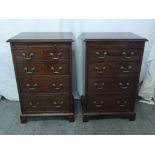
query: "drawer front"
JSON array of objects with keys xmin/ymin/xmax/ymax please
[
  {"xmin": 18, "ymin": 77, "xmax": 70, "ymax": 93},
  {"xmin": 88, "ymin": 62, "xmax": 139, "ymax": 77},
  {"xmin": 88, "ymin": 77, "xmax": 136, "ymax": 93},
  {"xmin": 16, "ymin": 63, "xmax": 70, "ymax": 76},
  {"xmin": 86, "ymin": 94, "xmax": 133, "ymax": 112},
  {"xmin": 87, "ymin": 41, "xmax": 144, "ymax": 49},
  {"xmin": 21, "ymin": 94, "xmax": 71, "ymax": 113},
  {"xmin": 12, "ymin": 43, "xmax": 71, "ymax": 62},
  {"xmin": 87, "ymin": 48, "xmax": 142, "ymax": 62}
]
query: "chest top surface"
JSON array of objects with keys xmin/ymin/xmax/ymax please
[
  {"xmin": 82, "ymin": 32, "xmax": 148, "ymax": 41},
  {"xmin": 7, "ymin": 32, "xmax": 73, "ymax": 42}
]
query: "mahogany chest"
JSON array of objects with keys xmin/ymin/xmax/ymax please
[
  {"xmin": 7, "ymin": 32, "xmax": 74, "ymax": 123},
  {"xmin": 82, "ymin": 32, "xmax": 147, "ymax": 122}
]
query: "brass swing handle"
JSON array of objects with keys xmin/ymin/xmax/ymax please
[
  {"xmin": 51, "ymin": 83, "xmax": 63, "ymax": 90},
  {"xmin": 51, "ymin": 66, "xmax": 62, "ymax": 74},
  {"xmin": 118, "ymin": 82, "xmax": 130, "ymax": 89},
  {"xmin": 120, "ymin": 65, "xmax": 132, "ymax": 73},
  {"xmin": 22, "ymin": 52, "xmax": 34, "ymax": 60},
  {"xmin": 122, "ymin": 51, "xmax": 134, "ymax": 59},
  {"xmin": 29, "ymin": 101, "xmax": 39, "ymax": 108},
  {"xmin": 95, "ymin": 51, "xmax": 108, "ymax": 59},
  {"xmin": 53, "ymin": 101, "xmax": 64, "ymax": 108},
  {"xmin": 26, "ymin": 83, "xmax": 38, "ymax": 90},
  {"xmin": 93, "ymin": 82, "xmax": 105, "ymax": 90},
  {"xmin": 95, "ymin": 66, "xmax": 106, "ymax": 74},
  {"xmin": 116, "ymin": 100, "xmax": 127, "ymax": 107},
  {"xmin": 24, "ymin": 67, "xmax": 35, "ymax": 74},
  {"xmin": 93, "ymin": 100, "xmax": 104, "ymax": 107},
  {"xmin": 49, "ymin": 52, "xmax": 62, "ymax": 60}
]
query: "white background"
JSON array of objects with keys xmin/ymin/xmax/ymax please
[{"xmin": 0, "ymin": 19, "xmax": 155, "ymax": 100}]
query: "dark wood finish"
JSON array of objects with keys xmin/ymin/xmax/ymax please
[
  {"xmin": 88, "ymin": 62, "xmax": 139, "ymax": 76},
  {"xmin": 87, "ymin": 77, "xmax": 136, "ymax": 93},
  {"xmin": 82, "ymin": 32, "xmax": 148, "ymax": 122},
  {"xmin": 18, "ymin": 77, "xmax": 70, "ymax": 93},
  {"xmin": 8, "ymin": 32, "xmax": 74, "ymax": 123},
  {"xmin": 87, "ymin": 48, "xmax": 142, "ymax": 62},
  {"xmin": 21, "ymin": 94, "xmax": 71, "ymax": 112},
  {"xmin": 67, "ymin": 115, "xmax": 75, "ymax": 122},
  {"xmin": 20, "ymin": 115, "xmax": 28, "ymax": 123},
  {"xmin": 7, "ymin": 32, "xmax": 73, "ymax": 42},
  {"xmin": 86, "ymin": 93, "xmax": 133, "ymax": 112},
  {"xmin": 13, "ymin": 44, "xmax": 71, "ymax": 62},
  {"xmin": 16, "ymin": 63, "xmax": 70, "ymax": 76}
]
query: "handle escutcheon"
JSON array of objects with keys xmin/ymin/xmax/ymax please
[
  {"xmin": 95, "ymin": 51, "xmax": 108, "ymax": 59},
  {"xmin": 93, "ymin": 82, "xmax": 105, "ymax": 90},
  {"xmin": 49, "ymin": 52, "xmax": 62, "ymax": 60},
  {"xmin": 120, "ymin": 65, "xmax": 132, "ymax": 73},
  {"xmin": 93, "ymin": 100, "xmax": 104, "ymax": 108},
  {"xmin": 51, "ymin": 66, "xmax": 62, "ymax": 74},
  {"xmin": 29, "ymin": 101, "xmax": 39, "ymax": 109},
  {"xmin": 22, "ymin": 52, "xmax": 34, "ymax": 61},
  {"xmin": 122, "ymin": 51, "xmax": 134, "ymax": 59},
  {"xmin": 118, "ymin": 82, "xmax": 130, "ymax": 89},
  {"xmin": 95, "ymin": 66, "xmax": 106, "ymax": 74},
  {"xmin": 53, "ymin": 101, "xmax": 64, "ymax": 108},
  {"xmin": 26, "ymin": 83, "xmax": 38, "ymax": 90},
  {"xmin": 51, "ymin": 83, "xmax": 63, "ymax": 90},
  {"xmin": 24, "ymin": 67, "xmax": 35, "ymax": 74},
  {"xmin": 116, "ymin": 100, "xmax": 128, "ymax": 107}
]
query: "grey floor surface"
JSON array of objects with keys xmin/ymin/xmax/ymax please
[{"xmin": 0, "ymin": 99, "xmax": 155, "ymax": 135}]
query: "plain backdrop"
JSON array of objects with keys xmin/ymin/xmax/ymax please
[{"xmin": 0, "ymin": 19, "xmax": 155, "ymax": 100}]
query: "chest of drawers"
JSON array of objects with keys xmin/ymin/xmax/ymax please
[
  {"xmin": 7, "ymin": 32, "xmax": 74, "ymax": 123},
  {"xmin": 82, "ymin": 32, "xmax": 147, "ymax": 122}
]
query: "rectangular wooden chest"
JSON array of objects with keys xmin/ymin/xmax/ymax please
[
  {"xmin": 82, "ymin": 32, "xmax": 147, "ymax": 122},
  {"xmin": 7, "ymin": 32, "xmax": 74, "ymax": 123}
]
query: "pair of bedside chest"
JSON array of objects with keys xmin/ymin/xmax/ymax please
[{"xmin": 7, "ymin": 32, "xmax": 147, "ymax": 123}]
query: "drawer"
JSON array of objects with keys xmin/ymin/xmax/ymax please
[
  {"xmin": 16, "ymin": 62, "xmax": 70, "ymax": 76},
  {"xmin": 12, "ymin": 43, "xmax": 71, "ymax": 62},
  {"xmin": 18, "ymin": 77, "xmax": 70, "ymax": 93},
  {"xmin": 21, "ymin": 94, "xmax": 71, "ymax": 113},
  {"xmin": 86, "ymin": 41, "xmax": 144, "ymax": 49},
  {"xmin": 87, "ymin": 48, "xmax": 142, "ymax": 62},
  {"xmin": 88, "ymin": 77, "xmax": 136, "ymax": 93},
  {"xmin": 86, "ymin": 94, "xmax": 133, "ymax": 112},
  {"xmin": 88, "ymin": 62, "xmax": 139, "ymax": 77}
]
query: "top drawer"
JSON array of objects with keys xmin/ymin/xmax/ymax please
[
  {"xmin": 12, "ymin": 43, "xmax": 71, "ymax": 62},
  {"xmin": 87, "ymin": 48, "xmax": 143, "ymax": 62},
  {"xmin": 86, "ymin": 41, "xmax": 144, "ymax": 62}
]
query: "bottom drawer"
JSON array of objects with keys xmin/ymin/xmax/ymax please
[
  {"xmin": 21, "ymin": 94, "xmax": 72, "ymax": 113},
  {"xmin": 86, "ymin": 94, "xmax": 134, "ymax": 112}
]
